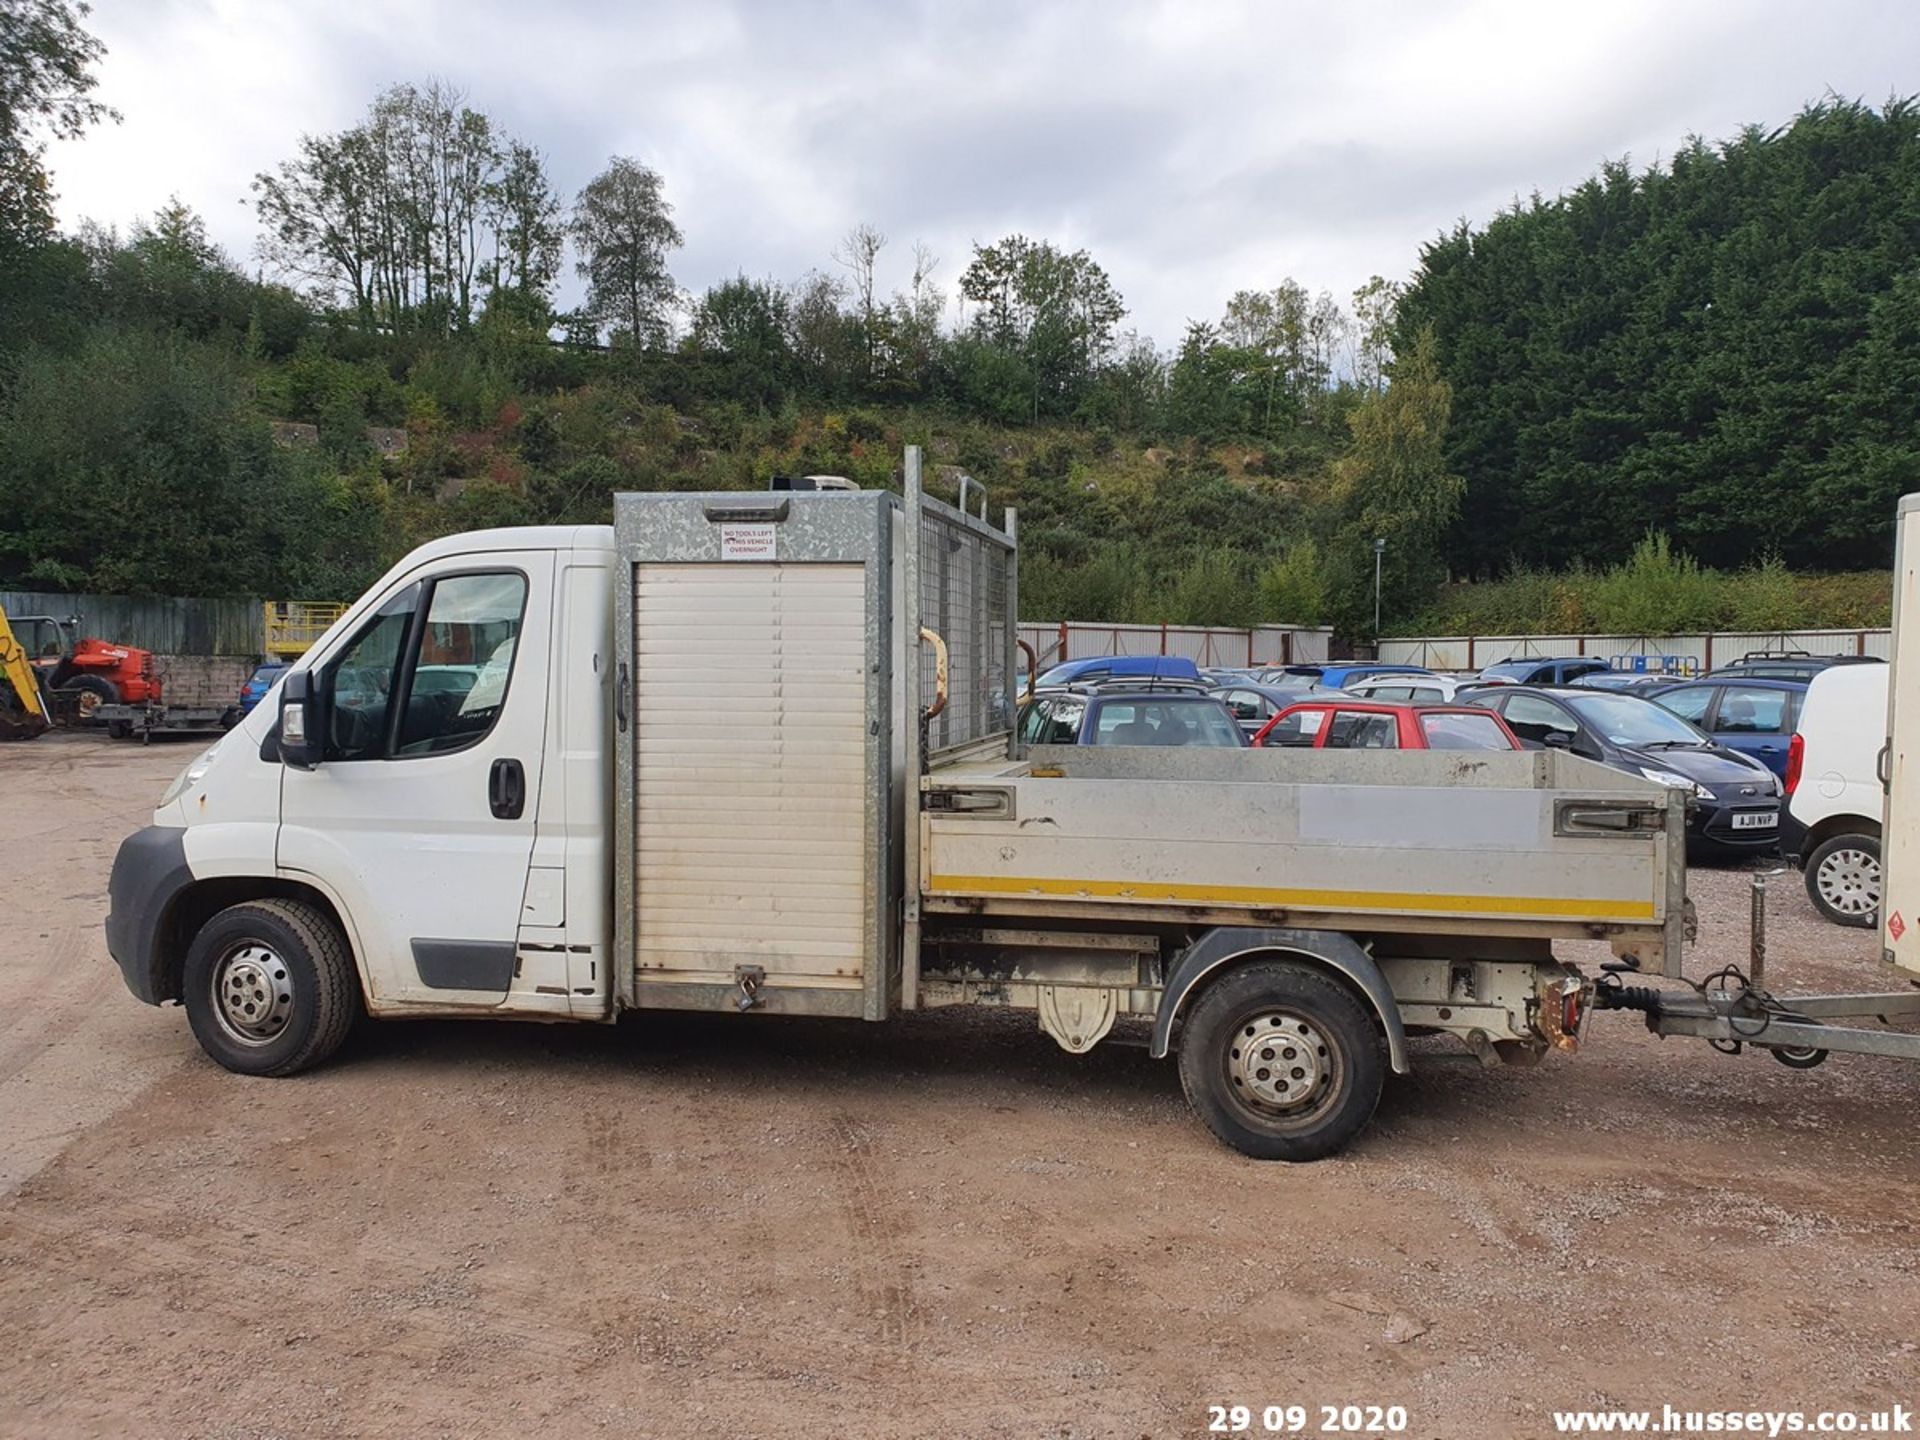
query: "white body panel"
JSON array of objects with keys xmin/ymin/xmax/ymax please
[
  {"xmin": 631, "ymin": 562, "xmax": 870, "ymax": 991},
  {"xmin": 1787, "ymin": 665, "xmax": 1888, "ymax": 841},
  {"xmin": 1882, "ymin": 499, "xmax": 1920, "ymax": 972}
]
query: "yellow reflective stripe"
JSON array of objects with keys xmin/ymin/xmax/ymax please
[{"xmin": 927, "ymin": 874, "xmax": 1656, "ymax": 920}]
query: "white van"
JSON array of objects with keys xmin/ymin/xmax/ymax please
[{"xmin": 1784, "ymin": 663, "xmax": 1887, "ymax": 927}]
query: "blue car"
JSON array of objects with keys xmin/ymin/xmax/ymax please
[
  {"xmin": 1645, "ymin": 676, "xmax": 1808, "ymax": 779},
  {"xmin": 238, "ymin": 660, "xmax": 290, "ymax": 715},
  {"xmin": 1259, "ymin": 663, "xmax": 1437, "ymax": 690},
  {"xmin": 1034, "ymin": 655, "xmax": 1202, "ymax": 687},
  {"xmin": 1477, "ymin": 656, "xmax": 1612, "ymax": 686}
]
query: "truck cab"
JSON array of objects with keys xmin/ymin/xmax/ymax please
[{"xmin": 107, "ymin": 525, "xmax": 618, "ymax": 1046}]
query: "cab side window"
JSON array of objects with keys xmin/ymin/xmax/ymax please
[
  {"xmin": 397, "ymin": 573, "xmax": 528, "ymax": 756},
  {"xmin": 322, "ymin": 572, "xmax": 528, "ymax": 762},
  {"xmin": 325, "ymin": 585, "xmax": 421, "ymax": 761}
]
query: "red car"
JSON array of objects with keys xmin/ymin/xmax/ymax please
[{"xmin": 1250, "ymin": 700, "xmax": 1523, "ymax": 751}]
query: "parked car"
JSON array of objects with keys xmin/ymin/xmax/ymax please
[
  {"xmin": 1033, "ymin": 655, "xmax": 1202, "ymax": 688},
  {"xmin": 1462, "ymin": 686, "xmax": 1781, "ymax": 852},
  {"xmin": 1209, "ymin": 681, "xmax": 1347, "ymax": 739},
  {"xmin": 1255, "ymin": 662, "xmax": 1436, "ymax": 690},
  {"xmin": 1568, "ymin": 671, "xmax": 1683, "ymax": 693},
  {"xmin": 1706, "ymin": 651, "xmax": 1886, "ymax": 682},
  {"xmin": 1342, "ymin": 672, "xmax": 1481, "ymax": 703},
  {"xmin": 1017, "ymin": 690, "xmax": 1248, "ymax": 747},
  {"xmin": 237, "ymin": 660, "xmax": 290, "ymax": 715},
  {"xmin": 1782, "ymin": 663, "xmax": 1888, "ymax": 927},
  {"xmin": 1644, "ymin": 676, "xmax": 1806, "ymax": 779},
  {"xmin": 1251, "ymin": 700, "xmax": 1523, "ymax": 751},
  {"xmin": 1476, "ymin": 656, "xmax": 1611, "ymax": 686}
]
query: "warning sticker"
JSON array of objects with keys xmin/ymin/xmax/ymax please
[
  {"xmin": 720, "ymin": 523, "xmax": 776, "ymax": 561},
  {"xmin": 1890, "ymin": 911, "xmax": 1906, "ymax": 941}
]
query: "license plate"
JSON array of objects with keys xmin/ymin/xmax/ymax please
[{"xmin": 1730, "ymin": 811, "xmax": 1777, "ymax": 830}]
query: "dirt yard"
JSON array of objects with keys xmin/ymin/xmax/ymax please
[{"xmin": 1, "ymin": 732, "xmax": 1915, "ymax": 1439}]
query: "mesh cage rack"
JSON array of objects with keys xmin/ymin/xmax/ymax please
[{"xmin": 906, "ymin": 450, "xmax": 1017, "ymax": 758}]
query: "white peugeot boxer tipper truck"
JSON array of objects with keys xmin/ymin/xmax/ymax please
[{"xmin": 109, "ymin": 449, "xmax": 1706, "ymax": 1160}]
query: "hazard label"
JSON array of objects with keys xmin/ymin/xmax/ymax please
[{"xmin": 1890, "ymin": 911, "xmax": 1906, "ymax": 941}]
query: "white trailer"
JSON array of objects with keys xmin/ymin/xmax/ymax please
[{"xmin": 108, "ymin": 448, "xmax": 1700, "ymax": 1160}]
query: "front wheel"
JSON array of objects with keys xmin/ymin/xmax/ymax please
[
  {"xmin": 1176, "ymin": 960, "xmax": 1385, "ymax": 1161},
  {"xmin": 59, "ymin": 674, "xmax": 117, "ymax": 723},
  {"xmin": 181, "ymin": 899, "xmax": 359, "ymax": 1076},
  {"xmin": 1804, "ymin": 833, "xmax": 1880, "ymax": 929}
]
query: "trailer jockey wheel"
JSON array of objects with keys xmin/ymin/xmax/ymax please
[{"xmin": 1769, "ymin": 1043, "xmax": 1829, "ymax": 1069}]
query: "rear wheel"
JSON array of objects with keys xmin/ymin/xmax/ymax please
[
  {"xmin": 1805, "ymin": 833, "xmax": 1880, "ymax": 928},
  {"xmin": 1176, "ymin": 960, "xmax": 1385, "ymax": 1161},
  {"xmin": 181, "ymin": 900, "xmax": 359, "ymax": 1076}
]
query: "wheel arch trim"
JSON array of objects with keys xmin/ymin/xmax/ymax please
[
  {"xmin": 1150, "ymin": 926, "xmax": 1411, "ymax": 1073},
  {"xmin": 153, "ymin": 875, "xmax": 362, "ymax": 1007}
]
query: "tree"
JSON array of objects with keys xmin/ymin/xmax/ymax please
[
  {"xmin": 0, "ymin": 0, "xmax": 115, "ymax": 255},
  {"xmin": 483, "ymin": 139, "xmax": 562, "ymax": 315},
  {"xmin": 1399, "ymin": 97, "xmax": 1920, "ymax": 573},
  {"xmin": 571, "ymin": 156, "xmax": 682, "ymax": 347},
  {"xmin": 833, "ymin": 222, "xmax": 885, "ymax": 385},
  {"xmin": 1350, "ymin": 276, "xmax": 1400, "ymax": 392},
  {"xmin": 689, "ymin": 274, "xmax": 793, "ymax": 408},
  {"xmin": 253, "ymin": 82, "xmax": 551, "ymax": 334},
  {"xmin": 1328, "ymin": 328, "xmax": 1465, "ymax": 633},
  {"xmin": 958, "ymin": 234, "xmax": 1125, "ymax": 421}
]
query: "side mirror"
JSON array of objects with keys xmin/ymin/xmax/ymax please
[
  {"xmin": 1542, "ymin": 730, "xmax": 1573, "ymax": 750},
  {"xmin": 279, "ymin": 668, "xmax": 325, "ymax": 770}
]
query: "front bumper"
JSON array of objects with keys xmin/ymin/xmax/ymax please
[
  {"xmin": 105, "ymin": 825, "xmax": 193, "ymax": 1004},
  {"xmin": 1693, "ymin": 798, "xmax": 1783, "ymax": 850}
]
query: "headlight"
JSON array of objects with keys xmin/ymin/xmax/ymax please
[
  {"xmin": 1639, "ymin": 766, "xmax": 1714, "ymax": 801},
  {"xmin": 160, "ymin": 742, "xmax": 222, "ymax": 806}
]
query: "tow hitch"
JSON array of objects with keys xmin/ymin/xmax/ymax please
[{"xmin": 1593, "ymin": 871, "xmax": 1920, "ymax": 1066}]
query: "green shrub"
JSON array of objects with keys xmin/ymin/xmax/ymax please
[{"xmin": 1257, "ymin": 540, "xmax": 1329, "ymax": 626}]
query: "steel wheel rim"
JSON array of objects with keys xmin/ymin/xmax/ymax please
[
  {"xmin": 1816, "ymin": 847, "xmax": 1880, "ymax": 917},
  {"xmin": 1224, "ymin": 1008, "xmax": 1343, "ymax": 1130},
  {"xmin": 211, "ymin": 942, "xmax": 294, "ymax": 1046},
  {"xmin": 75, "ymin": 690, "xmax": 101, "ymax": 719}
]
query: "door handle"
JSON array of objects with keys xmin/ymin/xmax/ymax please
[{"xmin": 489, "ymin": 757, "xmax": 525, "ymax": 820}]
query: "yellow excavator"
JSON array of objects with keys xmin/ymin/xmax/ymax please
[{"xmin": 0, "ymin": 604, "xmax": 51, "ymax": 741}]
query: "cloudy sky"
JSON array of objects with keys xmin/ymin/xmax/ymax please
[{"xmin": 42, "ymin": 0, "xmax": 1920, "ymax": 343}]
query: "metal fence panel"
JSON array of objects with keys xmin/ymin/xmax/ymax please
[
  {"xmin": 1018, "ymin": 621, "xmax": 1332, "ymax": 671},
  {"xmin": 1379, "ymin": 628, "xmax": 1892, "ymax": 671},
  {"xmin": 1, "ymin": 591, "xmax": 265, "ymax": 657}
]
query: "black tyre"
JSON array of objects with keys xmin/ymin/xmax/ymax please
[
  {"xmin": 181, "ymin": 899, "xmax": 359, "ymax": 1076},
  {"xmin": 1176, "ymin": 960, "xmax": 1385, "ymax": 1162},
  {"xmin": 58, "ymin": 673, "xmax": 117, "ymax": 722},
  {"xmin": 1804, "ymin": 833, "xmax": 1880, "ymax": 929}
]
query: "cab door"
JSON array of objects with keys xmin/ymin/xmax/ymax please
[{"xmin": 277, "ymin": 554, "xmax": 554, "ymax": 1009}]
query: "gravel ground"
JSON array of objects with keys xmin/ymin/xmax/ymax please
[{"xmin": 1, "ymin": 732, "xmax": 1916, "ymax": 1439}]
